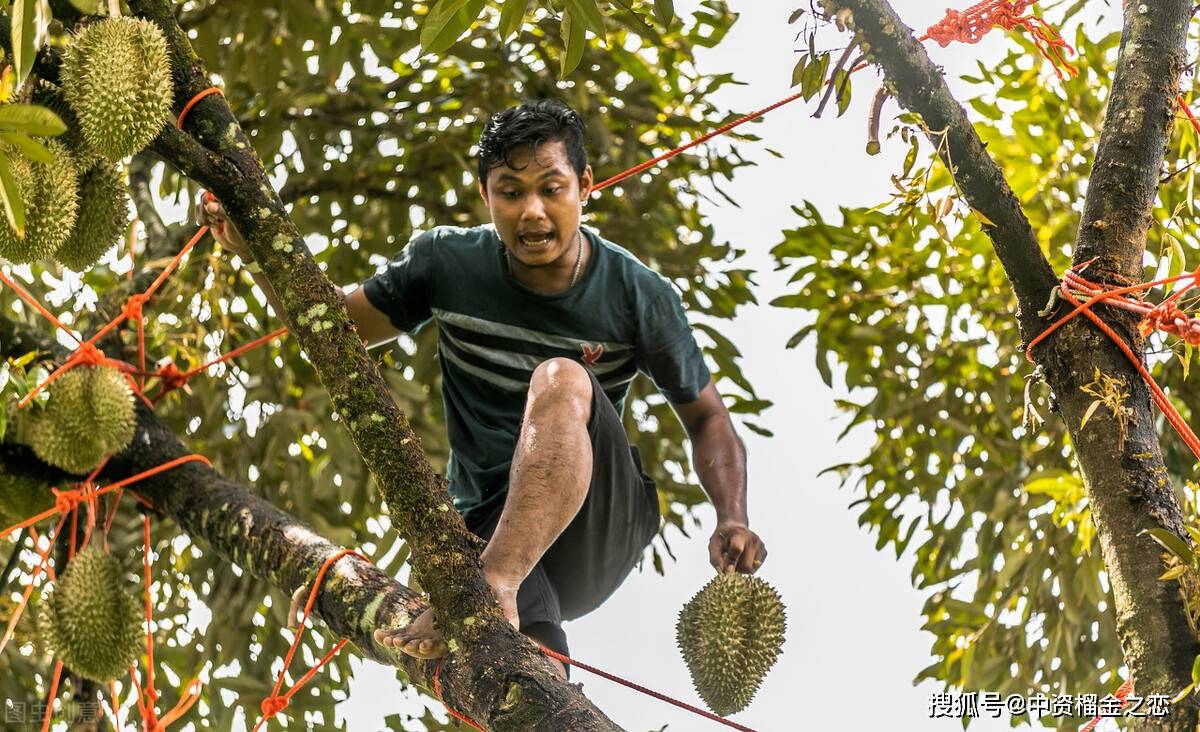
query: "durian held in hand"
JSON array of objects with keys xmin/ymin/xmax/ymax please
[
  {"xmin": 39, "ymin": 547, "xmax": 143, "ymax": 682},
  {"xmin": 26, "ymin": 364, "xmax": 137, "ymax": 474},
  {"xmin": 677, "ymin": 571, "xmax": 787, "ymax": 716}
]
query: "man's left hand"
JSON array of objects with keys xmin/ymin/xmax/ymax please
[{"xmin": 709, "ymin": 521, "xmax": 767, "ymax": 574}]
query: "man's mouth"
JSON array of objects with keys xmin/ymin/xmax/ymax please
[{"xmin": 518, "ymin": 232, "xmax": 555, "ymax": 246}]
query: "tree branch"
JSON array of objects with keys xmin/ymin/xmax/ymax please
[
  {"xmin": 128, "ymin": 152, "xmax": 173, "ymax": 250},
  {"xmin": 819, "ymin": 0, "xmax": 1057, "ymax": 342}
]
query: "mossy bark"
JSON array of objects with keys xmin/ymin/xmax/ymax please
[{"xmin": 822, "ymin": 1, "xmax": 1200, "ymax": 728}]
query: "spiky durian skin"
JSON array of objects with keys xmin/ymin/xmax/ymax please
[
  {"xmin": 30, "ymin": 86, "xmax": 103, "ymax": 169},
  {"xmin": 676, "ymin": 573, "xmax": 787, "ymax": 716},
  {"xmin": 0, "ymin": 141, "xmax": 79, "ymax": 263},
  {"xmin": 29, "ymin": 365, "xmax": 135, "ymax": 473},
  {"xmin": 61, "ymin": 17, "xmax": 173, "ymax": 162},
  {"xmin": 39, "ymin": 548, "xmax": 143, "ymax": 681},
  {"xmin": 58, "ymin": 163, "xmax": 129, "ymax": 270},
  {"xmin": 0, "ymin": 468, "xmax": 52, "ymax": 529}
]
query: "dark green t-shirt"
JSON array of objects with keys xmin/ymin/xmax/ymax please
[{"xmin": 362, "ymin": 224, "xmax": 710, "ymax": 525}]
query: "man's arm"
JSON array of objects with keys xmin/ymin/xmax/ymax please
[
  {"xmin": 196, "ymin": 195, "xmax": 400, "ymax": 348},
  {"xmin": 672, "ymin": 378, "xmax": 767, "ymax": 574}
]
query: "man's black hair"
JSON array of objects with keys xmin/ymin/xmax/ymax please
[{"xmin": 477, "ymin": 99, "xmax": 588, "ymax": 189}]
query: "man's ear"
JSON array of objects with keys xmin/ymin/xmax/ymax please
[
  {"xmin": 579, "ymin": 164, "xmax": 594, "ymax": 202},
  {"xmin": 478, "ymin": 180, "xmax": 490, "ymax": 205}
]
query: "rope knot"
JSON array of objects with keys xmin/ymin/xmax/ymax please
[
  {"xmin": 260, "ymin": 696, "xmax": 289, "ymax": 719},
  {"xmin": 155, "ymin": 362, "xmax": 190, "ymax": 395},
  {"xmin": 74, "ymin": 342, "xmax": 107, "ymax": 367},
  {"xmin": 124, "ymin": 293, "xmax": 150, "ymax": 321},
  {"xmin": 51, "ymin": 487, "xmax": 83, "ymax": 514},
  {"xmin": 923, "ymin": 0, "xmax": 1075, "ymax": 77}
]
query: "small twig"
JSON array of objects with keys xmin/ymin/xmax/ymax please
[
  {"xmin": 867, "ymin": 85, "xmax": 890, "ymax": 155},
  {"xmin": 813, "ymin": 36, "xmax": 860, "ymax": 118}
]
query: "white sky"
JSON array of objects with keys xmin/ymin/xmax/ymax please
[{"xmin": 334, "ymin": 2, "xmax": 1119, "ymax": 731}]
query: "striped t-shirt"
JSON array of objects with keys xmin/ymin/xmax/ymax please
[{"xmin": 362, "ymin": 224, "xmax": 710, "ymax": 525}]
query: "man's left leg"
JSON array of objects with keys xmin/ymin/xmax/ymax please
[{"xmin": 374, "ymin": 358, "xmax": 593, "ymax": 674}]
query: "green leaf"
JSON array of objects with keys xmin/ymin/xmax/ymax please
[
  {"xmin": 559, "ymin": 10, "xmax": 586, "ymax": 77},
  {"xmin": 1142, "ymin": 528, "xmax": 1195, "ymax": 564},
  {"xmin": 653, "ymin": 0, "xmax": 674, "ymax": 26},
  {"xmin": 800, "ymin": 53, "xmax": 829, "ymax": 101},
  {"xmin": 1160, "ymin": 564, "xmax": 1189, "ymax": 581},
  {"xmin": 498, "ymin": 0, "xmax": 532, "ymax": 41},
  {"xmin": 791, "ymin": 56, "xmax": 806, "ymax": 89},
  {"xmin": 1192, "ymin": 654, "xmax": 1200, "ymax": 686},
  {"xmin": 419, "ymin": 0, "xmax": 479, "ymax": 54},
  {"xmin": 12, "ymin": 0, "xmax": 36, "ymax": 88},
  {"xmin": 0, "ymin": 104, "xmax": 66, "ymax": 136},
  {"xmin": 0, "ymin": 153, "xmax": 26, "ymax": 239},
  {"xmin": 67, "ymin": 0, "xmax": 101, "ymax": 13},
  {"xmin": 563, "ymin": 0, "xmax": 605, "ymax": 39},
  {"xmin": 0, "ymin": 132, "xmax": 51, "ymax": 164},
  {"xmin": 1079, "ymin": 399, "xmax": 1101, "ymax": 429},
  {"xmin": 1168, "ymin": 234, "xmax": 1186, "ymax": 282}
]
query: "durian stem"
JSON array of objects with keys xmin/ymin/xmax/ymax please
[
  {"xmin": 107, "ymin": 0, "xmax": 121, "ymax": 17},
  {"xmin": 0, "ymin": 527, "xmax": 29, "ymax": 589}
]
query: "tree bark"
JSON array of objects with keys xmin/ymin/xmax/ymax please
[
  {"xmin": 821, "ymin": 1, "xmax": 1200, "ymax": 728},
  {"xmin": 0, "ymin": 2, "xmax": 626, "ymax": 726}
]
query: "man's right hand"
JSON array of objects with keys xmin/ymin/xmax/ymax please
[{"xmin": 194, "ymin": 193, "xmax": 251, "ymax": 260}]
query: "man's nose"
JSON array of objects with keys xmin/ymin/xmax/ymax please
[{"xmin": 521, "ymin": 195, "xmax": 547, "ymax": 221}]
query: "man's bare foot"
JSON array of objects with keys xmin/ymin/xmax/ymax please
[{"xmin": 373, "ymin": 575, "xmax": 521, "ymax": 659}]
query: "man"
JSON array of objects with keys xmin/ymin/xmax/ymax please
[{"xmin": 198, "ymin": 99, "xmax": 767, "ymax": 679}]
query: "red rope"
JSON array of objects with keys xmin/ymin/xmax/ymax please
[
  {"xmin": 40, "ymin": 658, "xmax": 64, "ymax": 732},
  {"xmin": 592, "ymin": 92, "xmax": 803, "ymax": 193},
  {"xmin": 252, "ymin": 548, "xmax": 368, "ymax": 731},
  {"xmin": 433, "ymin": 659, "xmax": 487, "ymax": 731},
  {"xmin": 433, "ymin": 642, "xmax": 759, "ymax": 731},
  {"xmin": 1080, "ymin": 677, "xmax": 1134, "ymax": 732},
  {"xmin": 1027, "ymin": 264, "xmax": 1200, "ymax": 458},
  {"xmin": 176, "ymin": 87, "xmax": 224, "ymax": 130},
  {"xmin": 0, "ymin": 513, "xmax": 67, "ymax": 655},
  {"xmin": 133, "ymin": 514, "xmax": 203, "ymax": 731},
  {"xmin": 922, "ymin": 0, "xmax": 1077, "ymax": 78}
]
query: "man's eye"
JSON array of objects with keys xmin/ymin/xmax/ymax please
[
  {"xmin": 544, "ymin": 187, "xmax": 561, "ymax": 195},
  {"xmin": 502, "ymin": 191, "xmax": 520, "ymax": 198}
]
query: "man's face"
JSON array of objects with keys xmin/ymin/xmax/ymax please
[{"xmin": 479, "ymin": 139, "xmax": 593, "ymax": 269}]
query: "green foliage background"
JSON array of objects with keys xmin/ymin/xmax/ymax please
[{"xmin": 775, "ymin": 6, "xmax": 1200, "ymax": 726}]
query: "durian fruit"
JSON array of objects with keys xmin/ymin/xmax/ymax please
[
  {"xmin": 0, "ymin": 467, "xmax": 53, "ymax": 529},
  {"xmin": 676, "ymin": 572, "xmax": 787, "ymax": 716},
  {"xmin": 0, "ymin": 140, "xmax": 79, "ymax": 263},
  {"xmin": 30, "ymin": 86, "xmax": 103, "ymax": 169},
  {"xmin": 57, "ymin": 163, "xmax": 129, "ymax": 270},
  {"xmin": 29, "ymin": 365, "xmax": 136, "ymax": 473},
  {"xmin": 61, "ymin": 16, "xmax": 173, "ymax": 162},
  {"xmin": 39, "ymin": 547, "xmax": 143, "ymax": 681}
]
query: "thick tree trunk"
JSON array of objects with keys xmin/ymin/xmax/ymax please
[{"xmin": 822, "ymin": 1, "xmax": 1200, "ymax": 728}]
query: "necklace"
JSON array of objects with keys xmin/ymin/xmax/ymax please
[{"xmin": 505, "ymin": 229, "xmax": 585, "ymax": 289}]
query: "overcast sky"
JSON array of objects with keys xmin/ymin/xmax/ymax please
[{"xmin": 331, "ymin": 2, "xmax": 1120, "ymax": 731}]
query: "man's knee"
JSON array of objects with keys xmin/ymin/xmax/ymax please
[{"xmin": 527, "ymin": 357, "xmax": 592, "ymax": 421}]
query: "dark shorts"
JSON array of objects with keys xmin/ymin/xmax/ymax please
[{"xmin": 466, "ymin": 368, "xmax": 660, "ymax": 661}]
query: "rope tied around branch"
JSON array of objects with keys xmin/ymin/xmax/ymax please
[{"xmin": 922, "ymin": 0, "xmax": 1077, "ymax": 78}]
